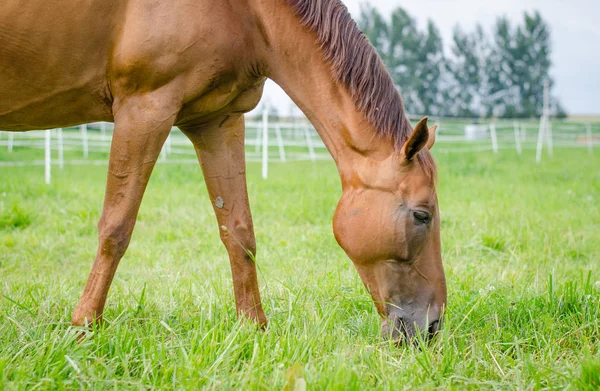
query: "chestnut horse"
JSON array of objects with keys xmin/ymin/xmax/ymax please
[{"xmin": 0, "ymin": 0, "xmax": 446, "ymax": 341}]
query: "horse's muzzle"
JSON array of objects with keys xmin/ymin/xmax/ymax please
[{"xmin": 382, "ymin": 312, "xmax": 441, "ymax": 345}]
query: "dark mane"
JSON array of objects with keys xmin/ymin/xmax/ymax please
[{"xmin": 284, "ymin": 0, "xmax": 436, "ymax": 178}]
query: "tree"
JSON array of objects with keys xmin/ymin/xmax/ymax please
[
  {"xmin": 518, "ymin": 12, "xmax": 554, "ymax": 117},
  {"xmin": 486, "ymin": 12, "xmax": 561, "ymax": 118},
  {"xmin": 417, "ymin": 21, "xmax": 445, "ymax": 115},
  {"xmin": 446, "ymin": 25, "xmax": 490, "ymax": 117},
  {"xmin": 358, "ymin": 6, "xmax": 446, "ymax": 115},
  {"xmin": 358, "ymin": 4, "xmax": 565, "ymax": 118},
  {"xmin": 358, "ymin": 4, "xmax": 388, "ymax": 55}
]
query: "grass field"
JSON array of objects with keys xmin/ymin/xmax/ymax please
[{"xmin": 1, "ymin": 145, "xmax": 599, "ymax": 390}]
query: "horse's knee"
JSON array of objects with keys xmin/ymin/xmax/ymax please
[
  {"xmin": 97, "ymin": 219, "xmax": 133, "ymax": 259},
  {"xmin": 220, "ymin": 220, "xmax": 256, "ymax": 258}
]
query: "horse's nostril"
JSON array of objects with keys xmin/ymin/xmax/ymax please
[{"xmin": 428, "ymin": 320, "xmax": 440, "ymax": 334}]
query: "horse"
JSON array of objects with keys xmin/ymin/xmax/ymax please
[{"xmin": 0, "ymin": 0, "xmax": 446, "ymax": 342}]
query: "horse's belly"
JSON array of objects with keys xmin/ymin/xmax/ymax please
[
  {"xmin": 0, "ymin": 84, "xmax": 114, "ymax": 131},
  {"xmin": 0, "ymin": 0, "xmax": 119, "ymax": 130}
]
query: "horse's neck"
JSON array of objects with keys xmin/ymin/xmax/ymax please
[{"xmin": 256, "ymin": 0, "xmax": 395, "ymax": 181}]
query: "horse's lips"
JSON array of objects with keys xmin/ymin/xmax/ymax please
[{"xmin": 382, "ymin": 311, "xmax": 441, "ymax": 344}]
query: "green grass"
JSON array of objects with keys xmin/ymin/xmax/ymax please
[{"xmin": 1, "ymin": 145, "xmax": 599, "ymax": 390}]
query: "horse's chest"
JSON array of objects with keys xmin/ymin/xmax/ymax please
[{"xmin": 176, "ymin": 77, "xmax": 266, "ymax": 127}]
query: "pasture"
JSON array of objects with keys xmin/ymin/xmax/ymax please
[{"xmin": 1, "ymin": 145, "xmax": 599, "ymax": 389}]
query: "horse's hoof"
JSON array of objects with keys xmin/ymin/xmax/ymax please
[{"xmin": 71, "ymin": 307, "xmax": 102, "ymax": 327}]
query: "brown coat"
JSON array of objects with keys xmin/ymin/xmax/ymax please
[{"xmin": 0, "ymin": 0, "xmax": 445, "ymax": 342}]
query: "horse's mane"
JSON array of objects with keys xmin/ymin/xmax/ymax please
[{"xmin": 284, "ymin": 0, "xmax": 436, "ymax": 178}]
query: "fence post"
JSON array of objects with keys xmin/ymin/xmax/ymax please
[
  {"xmin": 255, "ymin": 119, "xmax": 263, "ymax": 153},
  {"xmin": 490, "ymin": 122, "xmax": 498, "ymax": 154},
  {"xmin": 513, "ymin": 121, "xmax": 522, "ymax": 156},
  {"xmin": 304, "ymin": 126, "xmax": 316, "ymax": 162},
  {"xmin": 8, "ymin": 132, "xmax": 14, "ymax": 152},
  {"xmin": 546, "ymin": 120, "xmax": 553, "ymax": 157},
  {"xmin": 57, "ymin": 128, "xmax": 64, "ymax": 169},
  {"xmin": 538, "ymin": 78, "xmax": 550, "ymax": 163},
  {"xmin": 45, "ymin": 129, "xmax": 51, "ymax": 184},
  {"xmin": 100, "ymin": 122, "xmax": 107, "ymax": 136},
  {"xmin": 274, "ymin": 125, "xmax": 286, "ymax": 162},
  {"xmin": 587, "ymin": 123, "xmax": 593, "ymax": 155},
  {"xmin": 536, "ymin": 117, "xmax": 546, "ymax": 164},
  {"xmin": 262, "ymin": 107, "xmax": 269, "ymax": 179},
  {"xmin": 80, "ymin": 124, "xmax": 88, "ymax": 158}
]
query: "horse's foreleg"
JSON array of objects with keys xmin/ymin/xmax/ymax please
[
  {"xmin": 182, "ymin": 116, "xmax": 267, "ymax": 327},
  {"xmin": 72, "ymin": 94, "xmax": 177, "ymax": 327}
]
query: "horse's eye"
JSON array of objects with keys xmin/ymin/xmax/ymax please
[{"xmin": 413, "ymin": 210, "xmax": 431, "ymax": 225}]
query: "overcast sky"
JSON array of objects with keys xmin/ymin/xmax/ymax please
[{"xmin": 260, "ymin": 0, "xmax": 600, "ymax": 116}]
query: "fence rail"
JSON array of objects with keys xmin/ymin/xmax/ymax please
[{"xmin": 1, "ymin": 114, "xmax": 598, "ymax": 183}]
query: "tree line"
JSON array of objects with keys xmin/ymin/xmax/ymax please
[{"xmin": 358, "ymin": 5, "xmax": 566, "ymax": 118}]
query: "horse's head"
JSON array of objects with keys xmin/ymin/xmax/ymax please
[{"xmin": 333, "ymin": 117, "xmax": 446, "ymax": 344}]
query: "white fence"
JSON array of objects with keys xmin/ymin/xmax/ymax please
[{"xmin": 1, "ymin": 113, "xmax": 598, "ymax": 183}]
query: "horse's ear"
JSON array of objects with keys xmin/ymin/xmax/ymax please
[
  {"xmin": 401, "ymin": 117, "xmax": 431, "ymax": 161},
  {"xmin": 426, "ymin": 125, "xmax": 437, "ymax": 150}
]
